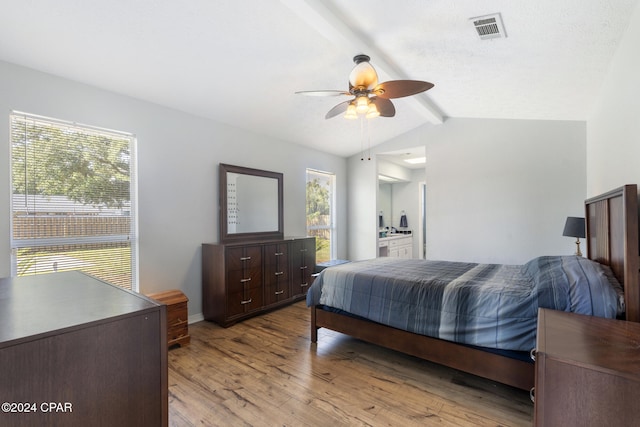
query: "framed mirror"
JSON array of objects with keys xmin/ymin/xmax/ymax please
[{"xmin": 219, "ymin": 163, "xmax": 283, "ymax": 243}]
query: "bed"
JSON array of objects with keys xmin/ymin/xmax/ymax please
[{"xmin": 307, "ymin": 184, "xmax": 640, "ymax": 391}]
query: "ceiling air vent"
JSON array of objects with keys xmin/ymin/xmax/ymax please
[{"xmin": 470, "ymin": 13, "xmax": 507, "ymax": 40}]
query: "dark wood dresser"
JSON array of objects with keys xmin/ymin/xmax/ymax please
[
  {"xmin": 0, "ymin": 272, "xmax": 167, "ymax": 427},
  {"xmin": 202, "ymin": 237, "xmax": 315, "ymax": 327},
  {"xmin": 534, "ymin": 308, "xmax": 640, "ymax": 426}
]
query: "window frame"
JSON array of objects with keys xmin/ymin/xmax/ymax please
[
  {"xmin": 306, "ymin": 168, "xmax": 336, "ymax": 262},
  {"xmin": 9, "ymin": 111, "xmax": 138, "ymax": 290}
]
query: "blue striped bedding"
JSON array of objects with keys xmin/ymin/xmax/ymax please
[{"xmin": 306, "ymin": 256, "xmax": 622, "ymax": 351}]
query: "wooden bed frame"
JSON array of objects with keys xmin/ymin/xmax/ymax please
[{"xmin": 310, "ymin": 184, "xmax": 640, "ymax": 391}]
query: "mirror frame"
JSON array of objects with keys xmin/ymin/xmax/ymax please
[{"xmin": 219, "ymin": 163, "xmax": 284, "ymax": 243}]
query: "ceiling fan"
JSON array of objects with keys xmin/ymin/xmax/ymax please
[{"xmin": 296, "ymin": 54, "xmax": 434, "ymax": 120}]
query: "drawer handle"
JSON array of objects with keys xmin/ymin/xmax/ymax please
[
  {"xmin": 240, "ymin": 278, "xmax": 251, "ymax": 283},
  {"xmin": 529, "ymin": 387, "xmax": 535, "ymax": 403},
  {"xmin": 275, "ymin": 290, "xmax": 284, "ymax": 295},
  {"xmin": 300, "ymin": 283, "xmax": 308, "ymax": 287},
  {"xmin": 275, "ymin": 271, "xmax": 284, "ymax": 276},
  {"xmin": 300, "ymin": 266, "xmax": 308, "ymax": 270},
  {"xmin": 300, "ymin": 249, "xmax": 307, "ymax": 252},
  {"xmin": 240, "ymin": 298, "xmax": 252, "ymax": 305},
  {"xmin": 530, "ymin": 348, "xmax": 536, "ymax": 362},
  {"xmin": 275, "ymin": 252, "xmax": 284, "ymax": 256},
  {"xmin": 240, "ymin": 256, "xmax": 251, "ymax": 261}
]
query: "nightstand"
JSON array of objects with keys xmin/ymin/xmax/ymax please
[
  {"xmin": 534, "ymin": 308, "xmax": 640, "ymax": 426},
  {"xmin": 147, "ymin": 289, "xmax": 190, "ymax": 348}
]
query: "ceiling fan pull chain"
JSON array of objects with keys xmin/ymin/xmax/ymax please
[
  {"xmin": 360, "ymin": 116, "xmax": 365, "ymax": 161},
  {"xmin": 366, "ymin": 118, "xmax": 372, "ymax": 161}
]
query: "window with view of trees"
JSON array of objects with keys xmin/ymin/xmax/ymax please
[
  {"xmin": 10, "ymin": 112, "xmax": 137, "ymax": 290},
  {"xmin": 306, "ymin": 169, "xmax": 335, "ymax": 263}
]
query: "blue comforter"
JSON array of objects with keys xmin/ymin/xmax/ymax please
[{"xmin": 306, "ymin": 256, "xmax": 622, "ymax": 351}]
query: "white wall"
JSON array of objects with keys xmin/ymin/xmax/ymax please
[
  {"xmin": 587, "ymin": 2, "xmax": 640, "ymax": 195},
  {"xmin": 351, "ymin": 118, "xmax": 586, "ymax": 265},
  {"xmin": 0, "ymin": 60, "xmax": 347, "ymax": 319},
  {"xmin": 426, "ymin": 118, "xmax": 586, "ymax": 264},
  {"xmin": 378, "ymin": 160, "xmax": 412, "ymax": 181},
  {"xmin": 347, "ymin": 154, "xmax": 377, "ymax": 260},
  {"xmin": 393, "ymin": 168, "xmax": 425, "ymax": 258}
]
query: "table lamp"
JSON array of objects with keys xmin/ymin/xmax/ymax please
[{"xmin": 563, "ymin": 216, "xmax": 585, "ymax": 256}]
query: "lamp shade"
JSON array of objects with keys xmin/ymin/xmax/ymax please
[{"xmin": 562, "ymin": 217, "xmax": 585, "ymax": 238}]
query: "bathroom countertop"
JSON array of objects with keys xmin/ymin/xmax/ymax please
[{"xmin": 379, "ymin": 233, "xmax": 412, "ymax": 241}]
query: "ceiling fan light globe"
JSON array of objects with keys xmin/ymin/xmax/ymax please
[
  {"xmin": 349, "ymin": 61, "xmax": 378, "ymax": 90},
  {"xmin": 366, "ymin": 103, "xmax": 380, "ymax": 119},
  {"xmin": 355, "ymin": 96, "xmax": 370, "ymax": 114},
  {"xmin": 344, "ymin": 103, "xmax": 358, "ymax": 119}
]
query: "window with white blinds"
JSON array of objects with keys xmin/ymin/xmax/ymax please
[{"xmin": 10, "ymin": 112, "xmax": 138, "ymax": 290}]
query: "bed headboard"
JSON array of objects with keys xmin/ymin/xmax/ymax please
[{"xmin": 585, "ymin": 184, "xmax": 640, "ymax": 322}]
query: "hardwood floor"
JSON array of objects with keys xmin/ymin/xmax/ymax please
[{"xmin": 168, "ymin": 301, "xmax": 533, "ymax": 426}]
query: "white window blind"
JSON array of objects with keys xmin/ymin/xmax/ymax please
[{"xmin": 10, "ymin": 112, "xmax": 138, "ymax": 290}]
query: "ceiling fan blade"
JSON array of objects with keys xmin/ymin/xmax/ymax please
[
  {"xmin": 295, "ymin": 90, "xmax": 350, "ymax": 97},
  {"xmin": 325, "ymin": 100, "xmax": 352, "ymax": 119},
  {"xmin": 370, "ymin": 97, "xmax": 395, "ymax": 117},
  {"xmin": 373, "ymin": 80, "xmax": 434, "ymax": 99}
]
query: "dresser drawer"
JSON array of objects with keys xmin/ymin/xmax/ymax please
[
  {"xmin": 168, "ymin": 321, "xmax": 189, "ymax": 343},
  {"xmin": 167, "ymin": 301, "xmax": 188, "ymax": 326},
  {"xmin": 226, "ymin": 246, "xmax": 262, "ymax": 270},
  {"xmin": 227, "ymin": 287, "xmax": 263, "ymax": 318},
  {"xmin": 227, "ymin": 268, "xmax": 262, "ymax": 293}
]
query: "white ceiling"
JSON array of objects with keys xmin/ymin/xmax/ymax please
[{"xmin": 0, "ymin": 0, "xmax": 638, "ymax": 157}]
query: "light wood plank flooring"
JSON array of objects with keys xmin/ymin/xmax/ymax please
[{"xmin": 168, "ymin": 301, "xmax": 533, "ymax": 426}]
